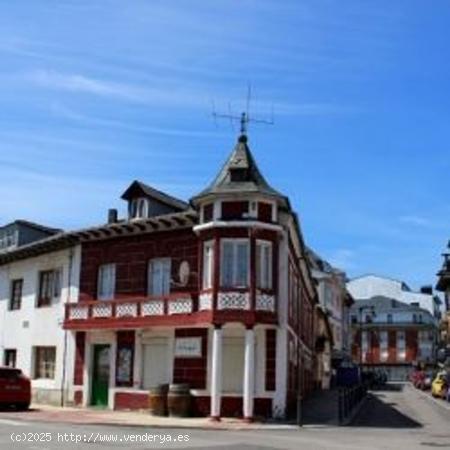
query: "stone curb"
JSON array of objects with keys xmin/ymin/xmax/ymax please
[{"xmin": 0, "ymin": 404, "xmax": 300, "ymax": 431}]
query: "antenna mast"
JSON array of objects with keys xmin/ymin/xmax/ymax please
[{"xmin": 212, "ymin": 85, "xmax": 274, "ymax": 137}]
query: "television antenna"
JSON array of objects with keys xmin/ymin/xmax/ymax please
[{"xmin": 212, "ymin": 85, "xmax": 274, "ymax": 135}]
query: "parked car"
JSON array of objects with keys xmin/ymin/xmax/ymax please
[
  {"xmin": 0, "ymin": 367, "xmax": 31, "ymax": 410},
  {"xmin": 431, "ymin": 371, "xmax": 448, "ymax": 399},
  {"xmin": 423, "ymin": 371, "xmax": 434, "ymax": 391}
]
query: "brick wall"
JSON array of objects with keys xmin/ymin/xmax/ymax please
[
  {"xmin": 265, "ymin": 329, "xmax": 276, "ymax": 391},
  {"xmin": 79, "ymin": 229, "xmax": 198, "ymax": 302},
  {"xmin": 73, "ymin": 332, "xmax": 85, "ymax": 385},
  {"xmin": 114, "ymin": 392, "xmax": 149, "ymax": 410},
  {"xmin": 221, "ymin": 201, "xmax": 248, "ymax": 220}
]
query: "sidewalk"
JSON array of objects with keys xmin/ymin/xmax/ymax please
[
  {"xmin": 301, "ymin": 389, "xmax": 340, "ymax": 425},
  {"xmin": 0, "ymin": 404, "xmax": 298, "ymax": 431}
]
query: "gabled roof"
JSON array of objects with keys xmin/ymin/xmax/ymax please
[
  {"xmin": 191, "ymin": 134, "xmax": 288, "ymax": 205},
  {"xmin": 0, "ymin": 220, "xmax": 61, "ymax": 235},
  {"xmin": 121, "ymin": 180, "xmax": 189, "ymax": 211}
]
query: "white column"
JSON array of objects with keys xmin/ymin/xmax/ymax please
[
  {"xmin": 108, "ymin": 334, "xmax": 117, "ymax": 410},
  {"xmin": 243, "ymin": 327, "xmax": 255, "ymax": 420},
  {"xmin": 133, "ymin": 331, "xmax": 142, "ymax": 389},
  {"xmin": 82, "ymin": 335, "xmax": 91, "ymax": 408},
  {"xmin": 210, "ymin": 326, "xmax": 223, "ymax": 420}
]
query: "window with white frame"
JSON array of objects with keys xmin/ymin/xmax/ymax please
[
  {"xmin": 148, "ymin": 258, "xmax": 171, "ymax": 296},
  {"xmin": 256, "ymin": 240, "xmax": 273, "ymax": 289},
  {"xmin": 202, "ymin": 241, "xmax": 214, "ymax": 289},
  {"xmin": 220, "ymin": 239, "xmax": 249, "ymax": 288},
  {"xmin": 97, "ymin": 264, "xmax": 116, "ymax": 300}
]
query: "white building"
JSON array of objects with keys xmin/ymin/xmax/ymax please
[
  {"xmin": 307, "ymin": 248, "xmax": 353, "ymax": 356},
  {"xmin": 347, "ymin": 275, "xmax": 441, "ymax": 320},
  {"xmin": 0, "ymin": 237, "xmax": 80, "ymax": 405}
]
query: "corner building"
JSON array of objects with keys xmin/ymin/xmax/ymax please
[{"xmin": 64, "ymin": 134, "xmax": 317, "ymax": 420}]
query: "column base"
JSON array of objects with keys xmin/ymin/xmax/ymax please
[
  {"xmin": 243, "ymin": 416, "xmax": 254, "ymax": 423},
  {"xmin": 209, "ymin": 416, "xmax": 221, "ymax": 422}
]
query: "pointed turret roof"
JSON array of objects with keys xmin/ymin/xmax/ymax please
[{"xmin": 191, "ymin": 134, "xmax": 288, "ymax": 206}]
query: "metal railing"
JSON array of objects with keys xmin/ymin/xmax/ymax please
[{"xmin": 338, "ymin": 384, "xmax": 367, "ymax": 425}]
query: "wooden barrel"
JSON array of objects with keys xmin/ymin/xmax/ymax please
[
  {"xmin": 148, "ymin": 384, "xmax": 168, "ymax": 416},
  {"xmin": 167, "ymin": 383, "xmax": 191, "ymax": 417}
]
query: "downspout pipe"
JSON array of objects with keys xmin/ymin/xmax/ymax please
[{"xmin": 60, "ymin": 247, "xmax": 74, "ymax": 407}]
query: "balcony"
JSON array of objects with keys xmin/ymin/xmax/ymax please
[{"xmin": 64, "ymin": 291, "xmax": 277, "ymax": 330}]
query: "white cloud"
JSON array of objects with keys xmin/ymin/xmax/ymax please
[
  {"xmin": 327, "ymin": 248, "xmax": 357, "ymax": 271},
  {"xmin": 399, "ymin": 215, "xmax": 432, "ymax": 227},
  {"xmin": 25, "ymin": 69, "xmax": 207, "ymax": 108}
]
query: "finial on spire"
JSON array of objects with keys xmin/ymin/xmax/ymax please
[{"xmin": 240, "ymin": 112, "xmax": 248, "ymax": 135}]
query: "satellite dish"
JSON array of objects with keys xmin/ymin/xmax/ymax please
[{"xmin": 179, "ymin": 261, "xmax": 190, "ymax": 286}]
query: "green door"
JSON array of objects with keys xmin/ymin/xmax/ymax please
[{"xmin": 91, "ymin": 345, "xmax": 110, "ymax": 407}]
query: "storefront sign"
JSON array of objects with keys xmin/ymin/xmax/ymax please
[{"xmin": 174, "ymin": 337, "xmax": 202, "ymax": 357}]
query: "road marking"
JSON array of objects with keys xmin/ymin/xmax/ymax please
[{"xmin": 0, "ymin": 418, "xmax": 26, "ymax": 426}]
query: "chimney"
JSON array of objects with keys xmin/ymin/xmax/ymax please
[
  {"xmin": 420, "ymin": 285, "xmax": 433, "ymax": 295},
  {"xmin": 108, "ymin": 208, "xmax": 118, "ymax": 224}
]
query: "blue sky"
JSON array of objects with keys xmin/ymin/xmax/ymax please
[{"xmin": 0, "ymin": 1, "xmax": 448, "ymax": 289}]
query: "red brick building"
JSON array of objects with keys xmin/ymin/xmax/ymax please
[
  {"xmin": 350, "ymin": 297, "xmax": 437, "ymax": 380},
  {"xmin": 64, "ymin": 133, "xmax": 317, "ymax": 419}
]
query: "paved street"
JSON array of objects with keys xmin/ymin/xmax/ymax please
[{"xmin": 0, "ymin": 384, "xmax": 449, "ymax": 449}]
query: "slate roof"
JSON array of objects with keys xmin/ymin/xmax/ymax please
[
  {"xmin": 0, "ymin": 210, "xmax": 198, "ymax": 266},
  {"xmin": 306, "ymin": 246, "xmax": 343, "ymax": 275},
  {"xmin": 191, "ymin": 134, "xmax": 288, "ymax": 205},
  {"xmin": 0, "ymin": 220, "xmax": 61, "ymax": 235},
  {"xmin": 350, "ymin": 296, "xmax": 431, "ymax": 314},
  {"xmin": 121, "ymin": 180, "xmax": 189, "ymax": 211}
]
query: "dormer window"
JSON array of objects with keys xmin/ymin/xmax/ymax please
[{"xmin": 130, "ymin": 198, "xmax": 148, "ymax": 219}]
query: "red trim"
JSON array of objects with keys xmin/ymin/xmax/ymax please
[
  {"xmin": 212, "ymin": 233, "xmax": 220, "ymax": 313},
  {"xmin": 265, "ymin": 329, "xmax": 276, "ymax": 391},
  {"xmin": 115, "ymin": 330, "xmax": 135, "ymax": 387},
  {"xmin": 250, "ymin": 231, "xmax": 256, "ymax": 310},
  {"xmin": 74, "ymin": 390, "xmax": 83, "ymax": 406},
  {"xmin": 173, "ymin": 328, "xmax": 207, "ymax": 389},
  {"xmin": 73, "ymin": 331, "xmax": 85, "ymax": 385}
]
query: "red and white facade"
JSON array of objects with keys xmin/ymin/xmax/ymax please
[{"xmin": 62, "ymin": 134, "xmax": 316, "ymax": 419}]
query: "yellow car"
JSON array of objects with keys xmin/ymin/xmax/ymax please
[{"xmin": 431, "ymin": 373, "xmax": 448, "ymax": 399}]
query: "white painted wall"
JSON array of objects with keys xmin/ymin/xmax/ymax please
[{"xmin": 0, "ymin": 246, "xmax": 81, "ymax": 405}]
